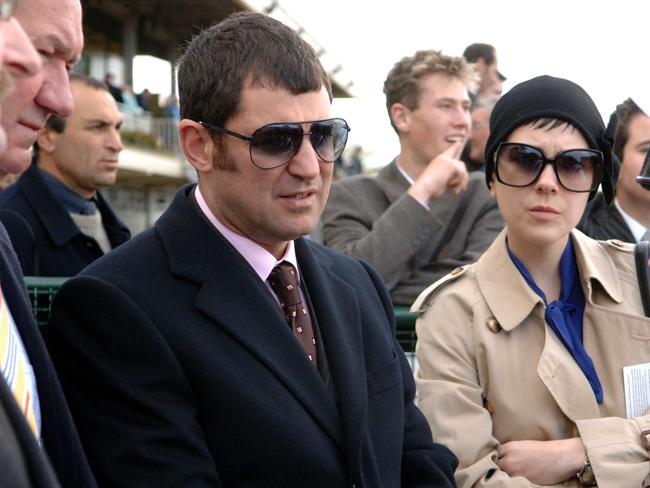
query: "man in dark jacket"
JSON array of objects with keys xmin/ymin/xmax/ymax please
[
  {"xmin": 578, "ymin": 98, "xmax": 650, "ymax": 242},
  {"xmin": 48, "ymin": 12, "xmax": 457, "ymax": 487},
  {"xmin": 0, "ymin": 74, "xmax": 130, "ymax": 277}
]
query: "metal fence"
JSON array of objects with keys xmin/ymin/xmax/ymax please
[{"xmin": 120, "ymin": 112, "xmax": 182, "ymax": 156}]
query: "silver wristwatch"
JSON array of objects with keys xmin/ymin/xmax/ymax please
[{"xmin": 576, "ymin": 453, "xmax": 596, "ymax": 487}]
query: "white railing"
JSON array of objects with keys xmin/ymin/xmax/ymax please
[{"xmin": 120, "ymin": 110, "xmax": 182, "ymax": 156}]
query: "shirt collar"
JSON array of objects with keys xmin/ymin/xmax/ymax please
[
  {"xmin": 614, "ymin": 198, "xmax": 647, "ymax": 242},
  {"xmin": 394, "ymin": 157, "xmax": 415, "ymax": 186},
  {"xmin": 194, "ymin": 185, "xmax": 300, "ymax": 283},
  {"xmin": 38, "ymin": 166, "xmax": 97, "ymax": 215}
]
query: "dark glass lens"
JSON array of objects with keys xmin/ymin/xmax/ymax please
[
  {"xmin": 555, "ymin": 150, "xmax": 601, "ymax": 190},
  {"xmin": 507, "ymin": 145, "xmax": 543, "ymax": 175},
  {"xmin": 252, "ymin": 124, "xmax": 301, "ymax": 157},
  {"xmin": 310, "ymin": 119, "xmax": 348, "ymax": 162},
  {"xmin": 497, "ymin": 144, "xmax": 543, "ymax": 186},
  {"xmin": 309, "ymin": 122, "xmax": 334, "ymax": 161}
]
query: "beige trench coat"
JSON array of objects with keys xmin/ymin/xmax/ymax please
[{"xmin": 414, "ymin": 229, "xmax": 650, "ymax": 487}]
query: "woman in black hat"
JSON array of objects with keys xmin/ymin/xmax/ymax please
[{"xmin": 414, "ymin": 75, "xmax": 650, "ymax": 487}]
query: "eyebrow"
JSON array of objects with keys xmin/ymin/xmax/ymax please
[
  {"xmin": 437, "ymin": 96, "xmax": 471, "ymax": 104},
  {"xmin": 633, "ymin": 139, "xmax": 650, "ymax": 149},
  {"xmin": 41, "ymin": 34, "xmax": 80, "ymax": 63},
  {"xmin": 85, "ymin": 118, "xmax": 122, "ymax": 127}
]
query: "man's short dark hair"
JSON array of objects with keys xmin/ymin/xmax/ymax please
[
  {"xmin": 177, "ymin": 12, "xmax": 331, "ymax": 131},
  {"xmin": 613, "ymin": 98, "xmax": 644, "ymax": 161},
  {"xmin": 462, "ymin": 43, "xmax": 496, "ymax": 65}
]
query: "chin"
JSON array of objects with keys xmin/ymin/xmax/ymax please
[{"xmin": 0, "ymin": 146, "xmax": 32, "ymax": 176}]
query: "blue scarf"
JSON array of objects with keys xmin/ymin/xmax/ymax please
[{"xmin": 507, "ymin": 238, "xmax": 603, "ymax": 403}]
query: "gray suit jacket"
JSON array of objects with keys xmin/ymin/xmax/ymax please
[
  {"xmin": 577, "ymin": 192, "xmax": 636, "ymax": 242},
  {"xmin": 321, "ymin": 159, "xmax": 504, "ymax": 305}
]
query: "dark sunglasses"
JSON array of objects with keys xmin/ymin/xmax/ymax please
[
  {"xmin": 199, "ymin": 118, "xmax": 350, "ymax": 170},
  {"xmin": 0, "ymin": 0, "xmax": 16, "ymax": 20},
  {"xmin": 494, "ymin": 142, "xmax": 603, "ymax": 193}
]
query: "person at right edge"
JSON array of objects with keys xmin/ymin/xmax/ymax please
[
  {"xmin": 578, "ymin": 97, "xmax": 650, "ymax": 243},
  {"xmin": 414, "ymin": 75, "xmax": 650, "ymax": 487}
]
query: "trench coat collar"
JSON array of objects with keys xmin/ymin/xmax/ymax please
[{"xmin": 476, "ymin": 228, "xmax": 622, "ymax": 332}]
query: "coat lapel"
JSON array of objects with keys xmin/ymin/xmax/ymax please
[
  {"xmin": 477, "ymin": 230, "xmax": 601, "ymax": 420},
  {"xmin": 536, "ymin": 321, "xmax": 601, "ymax": 420},
  {"xmin": 295, "ymin": 239, "xmax": 366, "ymax": 469},
  {"xmin": 375, "ymin": 159, "xmax": 410, "ymax": 204},
  {"xmin": 156, "ymin": 186, "xmax": 344, "ymax": 448}
]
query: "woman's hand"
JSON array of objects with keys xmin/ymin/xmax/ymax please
[{"xmin": 497, "ymin": 437, "xmax": 584, "ymax": 485}]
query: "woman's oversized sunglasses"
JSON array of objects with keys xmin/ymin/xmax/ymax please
[{"xmin": 494, "ymin": 142, "xmax": 603, "ymax": 193}]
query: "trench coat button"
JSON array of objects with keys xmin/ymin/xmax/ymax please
[
  {"xmin": 610, "ymin": 239, "xmax": 624, "ymax": 248},
  {"xmin": 486, "ymin": 316, "xmax": 501, "ymax": 333},
  {"xmin": 450, "ymin": 266, "xmax": 463, "ymax": 276},
  {"xmin": 483, "ymin": 397, "xmax": 495, "ymax": 415}
]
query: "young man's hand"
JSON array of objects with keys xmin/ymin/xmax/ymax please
[{"xmin": 407, "ymin": 140, "xmax": 468, "ymax": 205}]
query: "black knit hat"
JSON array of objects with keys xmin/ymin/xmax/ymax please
[{"xmin": 485, "ymin": 75, "xmax": 618, "ymax": 203}]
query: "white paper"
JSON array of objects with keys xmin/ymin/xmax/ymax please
[{"xmin": 624, "ymin": 362, "xmax": 650, "ymax": 419}]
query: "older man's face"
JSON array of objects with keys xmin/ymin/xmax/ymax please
[
  {"xmin": 0, "ymin": 17, "xmax": 41, "ymax": 154},
  {"xmin": 0, "ymin": 0, "xmax": 83, "ymax": 176}
]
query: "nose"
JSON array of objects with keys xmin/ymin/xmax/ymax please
[
  {"xmin": 534, "ymin": 163, "xmax": 559, "ymax": 193},
  {"xmin": 2, "ymin": 18, "xmax": 41, "ymax": 79},
  {"xmin": 286, "ymin": 135, "xmax": 320, "ymax": 180},
  {"xmin": 107, "ymin": 127, "xmax": 123, "ymax": 152},
  {"xmin": 453, "ymin": 106, "xmax": 471, "ymax": 130},
  {"xmin": 35, "ymin": 63, "xmax": 74, "ymax": 118}
]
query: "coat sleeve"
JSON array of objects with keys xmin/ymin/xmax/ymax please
[
  {"xmin": 360, "ymin": 261, "xmax": 458, "ymax": 487},
  {"xmin": 322, "ymin": 178, "xmax": 442, "ymax": 291},
  {"xmin": 575, "ymin": 415, "xmax": 650, "ymax": 487},
  {"xmin": 47, "ymin": 275, "xmax": 221, "ymax": 488},
  {"xmin": 414, "ymin": 282, "xmax": 566, "ymax": 488},
  {"xmin": 418, "ymin": 190, "xmax": 503, "ymax": 285}
]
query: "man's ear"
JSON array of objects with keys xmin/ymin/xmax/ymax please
[
  {"xmin": 475, "ymin": 57, "xmax": 488, "ymax": 76},
  {"xmin": 35, "ymin": 128, "xmax": 57, "ymax": 153},
  {"xmin": 179, "ymin": 119, "xmax": 214, "ymax": 173},
  {"xmin": 390, "ymin": 103, "xmax": 411, "ymax": 134}
]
